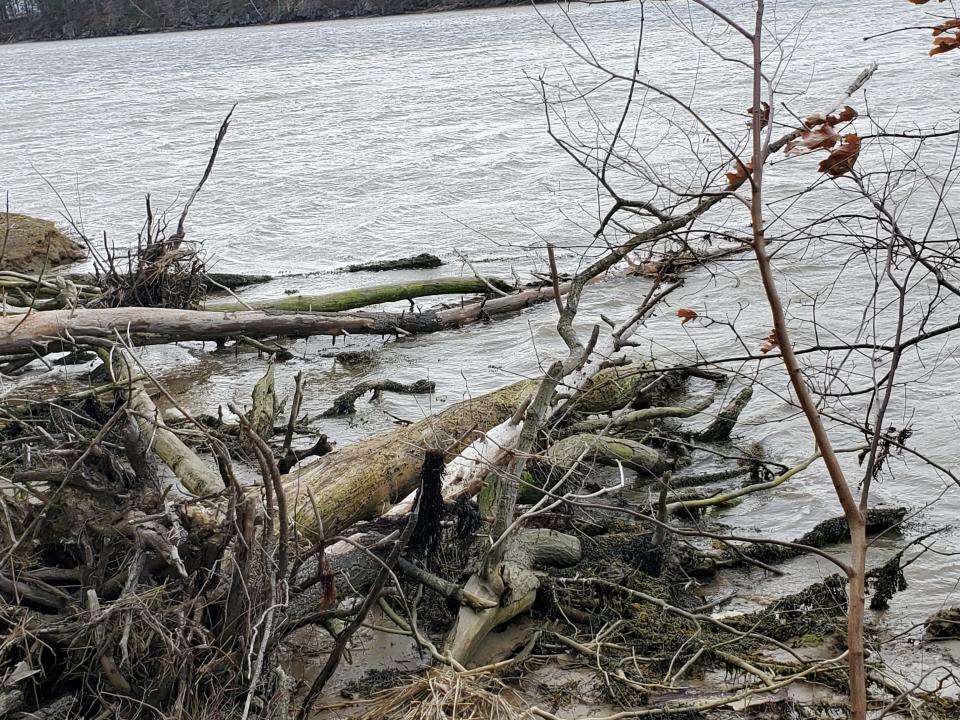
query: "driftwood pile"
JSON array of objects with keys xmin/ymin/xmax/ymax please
[{"xmin": 2, "ymin": 111, "xmax": 954, "ymax": 720}]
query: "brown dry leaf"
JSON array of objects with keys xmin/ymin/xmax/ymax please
[
  {"xmin": 746, "ymin": 102, "xmax": 770, "ymax": 129},
  {"xmin": 930, "ymin": 30, "xmax": 960, "ymax": 55},
  {"xmin": 759, "ymin": 330, "xmax": 779, "ymax": 354},
  {"xmin": 725, "ymin": 158, "xmax": 753, "ymax": 188},
  {"xmin": 933, "ymin": 18, "xmax": 960, "ymax": 35},
  {"xmin": 818, "ymin": 133, "xmax": 861, "ymax": 176},
  {"xmin": 785, "ymin": 125, "xmax": 840, "ymax": 156},
  {"xmin": 677, "ymin": 308, "xmax": 699, "ymax": 324},
  {"xmin": 825, "ymin": 105, "xmax": 858, "ymax": 125}
]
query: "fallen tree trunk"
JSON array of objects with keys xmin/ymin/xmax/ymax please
[
  {"xmin": 282, "ymin": 379, "xmax": 537, "ymax": 540},
  {"xmin": 0, "ymin": 281, "xmax": 575, "ymax": 358},
  {"xmin": 0, "ymin": 307, "xmax": 398, "ymax": 356},
  {"xmin": 62, "ymin": 271, "xmax": 274, "ymax": 291},
  {"xmin": 282, "ymin": 360, "xmax": 663, "ymax": 540},
  {"xmin": 205, "ymin": 276, "xmax": 514, "ymax": 312},
  {"xmin": 542, "ymin": 433, "xmax": 667, "ymax": 475}
]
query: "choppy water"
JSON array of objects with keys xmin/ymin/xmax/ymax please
[{"xmin": 3, "ymin": 0, "xmax": 959, "ymax": 688}]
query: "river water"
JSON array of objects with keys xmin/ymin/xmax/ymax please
[{"xmin": 2, "ymin": 0, "xmax": 959, "ymax": 695}]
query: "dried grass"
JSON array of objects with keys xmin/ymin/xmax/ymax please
[{"xmin": 357, "ymin": 670, "xmax": 530, "ymax": 720}]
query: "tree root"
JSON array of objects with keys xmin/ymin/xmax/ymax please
[{"xmin": 444, "ymin": 529, "xmax": 580, "ymax": 665}]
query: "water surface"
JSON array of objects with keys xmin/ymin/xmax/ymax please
[{"xmin": 2, "ymin": 0, "xmax": 959, "ymax": 689}]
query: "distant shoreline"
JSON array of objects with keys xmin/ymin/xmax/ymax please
[{"xmin": 0, "ymin": 0, "xmax": 552, "ymax": 45}]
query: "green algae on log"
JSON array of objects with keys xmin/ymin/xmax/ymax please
[{"xmin": 205, "ymin": 276, "xmax": 514, "ymax": 312}]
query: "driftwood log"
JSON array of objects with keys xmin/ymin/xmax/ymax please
[
  {"xmin": 343, "ymin": 253, "xmax": 443, "ymax": 272},
  {"xmin": 282, "ymin": 379, "xmax": 537, "ymax": 540},
  {"xmin": 0, "ymin": 282, "xmax": 575, "ymax": 357},
  {"xmin": 543, "ymin": 434, "xmax": 667, "ymax": 475},
  {"xmin": 205, "ymin": 276, "xmax": 513, "ymax": 312},
  {"xmin": 282, "ymin": 360, "xmax": 665, "ymax": 541}
]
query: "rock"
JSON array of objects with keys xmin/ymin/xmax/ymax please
[{"xmin": 0, "ymin": 214, "xmax": 85, "ymax": 274}]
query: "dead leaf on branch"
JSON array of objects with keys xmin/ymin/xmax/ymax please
[
  {"xmin": 930, "ymin": 30, "xmax": 960, "ymax": 55},
  {"xmin": 782, "ymin": 105, "xmax": 860, "ymax": 175},
  {"xmin": 800, "ymin": 105, "xmax": 857, "ymax": 131},
  {"xmin": 760, "ymin": 330, "xmax": 779, "ymax": 354},
  {"xmin": 677, "ymin": 308, "xmax": 699, "ymax": 324},
  {"xmin": 785, "ymin": 125, "xmax": 840, "ymax": 156},
  {"xmin": 818, "ymin": 133, "xmax": 861, "ymax": 177},
  {"xmin": 825, "ymin": 105, "xmax": 858, "ymax": 126},
  {"xmin": 784, "ymin": 106, "xmax": 858, "ymax": 157},
  {"xmin": 907, "ymin": 1, "xmax": 960, "ymax": 55},
  {"xmin": 725, "ymin": 158, "xmax": 753, "ymax": 188},
  {"xmin": 933, "ymin": 18, "xmax": 960, "ymax": 34},
  {"xmin": 746, "ymin": 102, "xmax": 770, "ymax": 129}
]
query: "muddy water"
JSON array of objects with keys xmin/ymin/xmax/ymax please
[{"xmin": 2, "ymin": 0, "xmax": 959, "ymax": 699}]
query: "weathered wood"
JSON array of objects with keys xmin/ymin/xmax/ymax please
[
  {"xmin": 698, "ymin": 386, "xmax": 753, "ymax": 442},
  {"xmin": 0, "ymin": 271, "xmax": 603, "ymax": 359},
  {"xmin": 543, "ymin": 433, "xmax": 667, "ymax": 475},
  {"xmin": 444, "ymin": 529, "xmax": 580, "ymax": 665},
  {"xmin": 321, "ymin": 378, "xmax": 434, "ymax": 416},
  {"xmin": 282, "ymin": 379, "xmax": 537, "ymax": 540},
  {"xmin": 98, "ymin": 348, "xmax": 222, "ymax": 497},
  {"xmin": 250, "ymin": 362, "xmax": 278, "ymax": 437},
  {"xmin": 63, "ymin": 271, "xmax": 273, "ymax": 291},
  {"xmin": 204, "ymin": 272, "xmax": 273, "ymax": 290},
  {"xmin": 0, "ymin": 307, "xmax": 421, "ymax": 356},
  {"xmin": 564, "ymin": 396, "xmax": 714, "ymax": 436}
]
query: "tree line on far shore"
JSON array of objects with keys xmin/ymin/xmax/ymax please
[{"xmin": 0, "ymin": 0, "xmax": 523, "ymax": 42}]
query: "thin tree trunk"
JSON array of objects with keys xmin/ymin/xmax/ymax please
[
  {"xmin": 746, "ymin": 4, "xmax": 865, "ymax": 716},
  {"xmin": 848, "ymin": 519, "xmax": 869, "ymax": 719}
]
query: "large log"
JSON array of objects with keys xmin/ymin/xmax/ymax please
[
  {"xmin": 284, "ymin": 361, "xmax": 662, "ymax": 547},
  {"xmin": 0, "ymin": 282, "xmax": 572, "ymax": 357},
  {"xmin": 281, "ymin": 379, "xmax": 537, "ymax": 540},
  {"xmin": 343, "ymin": 253, "xmax": 442, "ymax": 272},
  {"xmin": 543, "ymin": 433, "xmax": 667, "ymax": 475}
]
